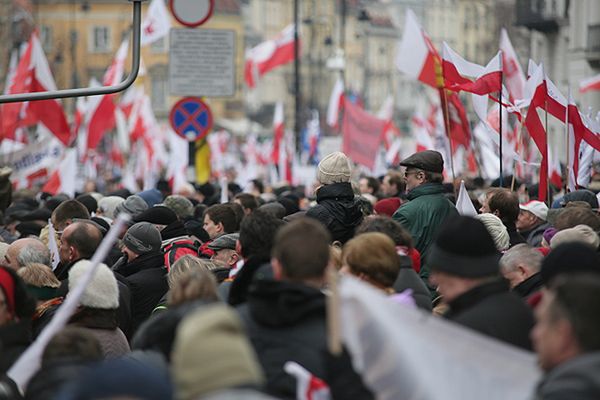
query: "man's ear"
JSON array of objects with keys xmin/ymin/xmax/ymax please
[
  {"xmin": 517, "ymin": 265, "xmax": 528, "ymax": 277},
  {"xmin": 216, "ymin": 222, "xmax": 225, "ymax": 234},
  {"xmin": 271, "ymin": 258, "xmax": 283, "ymax": 280}
]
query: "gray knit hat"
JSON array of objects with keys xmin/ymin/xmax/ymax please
[
  {"xmin": 317, "ymin": 152, "xmax": 352, "ymax": 185},
  {"xmin": 114, "ymin": 195, "xmax": 149, "ymax": 218},
  {"xmin": 163, "ymin": 195, "xmax": 194, "ymax": 220},
  {"xmin": 123, "ymin": 222, "xmax": 162, "ymax": 255}
]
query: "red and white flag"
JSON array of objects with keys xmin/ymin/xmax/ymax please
[
  {"xmin": 1, "ymin": 33, "xmax": 70, "ymax": 145},
  {"xmin": 567, "ymin": 98, "xmax": 600, "ymax": 190},
  {"xmin": 395, "ymin": 9, "xmax": 440, "ymax": 88},
  {"xmin": 284, "ymin": 361, "xmax": 330, "ymax": 400},
  {"xmin": 326, "ymin": 77, "xmax": 344, "ymax": 128},
  {"xmin": 341, "ymin": 98, "xmax": 387, "ymax": 170},
  {"xmin": 244, "ymin": 24, "xmax": 298, "ymax": 88},
  {"xmin": 42, "ymin": 148, "xmax": 77, "ymax": 197},
  {"xmin": 141, "ymin": 0, "xmax": 171, "ymax": 46},
  {"xmin": 579, "ymin": 74, "xmax": 600, "ymax": 93},
  {"xmin": 499, "ymin": 29, "xmax": 526, "ymax": 102},
  {"xmin": 272, "ymin": 101, "xmax": 285, "ymax": 164},
  {"xmin": 412, "ymin": 112, "xmax": 435, "ymax": 153},
  {"xmin": 442, "ymin": 43, "xmax": 502, "ymax": 96},
  {"xmin": 84, "ymin": 40, "xmax": 129, "ymax": 151}
]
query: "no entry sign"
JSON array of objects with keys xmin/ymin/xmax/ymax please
[
  {"xmin": 169, "ymin": 97, "xmax": 213, "ymax": 142},
  {"xmin": 169, "ymin": 0, "xmax": 214, "ymax": 28}
]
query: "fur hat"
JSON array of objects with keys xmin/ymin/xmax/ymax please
[
  {"xmin": 317, "ymin": 152, "xmax": 352, "ymax": 185},
  {"xmin": 97, "ymin": 196, "xmax": 125, "ymax": 220},
  {"xmin": 123, "ymin": 222, "xmax": 162, "ymax": 255},
  {"xmin": 114, "ymin": 195, "xmax": 148, "ymax": 218},
  {"xmin": 172, "ymin": 304, "xmax": 264, "ymax": 400},
  {"xmin": 68, "ymin": 260, "xmax": 119, "ymax": 309},
  {"xmin": 163, "ymin": 195, "xmax": 194, "ymax": 220},
  {"xmin": 475, "ymin": 213, "xmax": 510, "ymax": 251},
  {"xmin": 550, "ymin": 224, "xmax": 600, "ymax": 250},
  {"xmin": 429, "ymin": 215, "xmax": 500, "ymax": 278}
]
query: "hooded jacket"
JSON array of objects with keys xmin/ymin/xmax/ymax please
[
  {"xmin": 237, "ymin": 280, "xmax": 327, "ymax": 399},
  {"xmin": 513, "ymin": 272, "xmax": 543, "ymax": 300},
  {"xmin": 535, "ymin": 352, "xmax": 600, "ymax": 400},
  {"xmin": 392, "ymin": 183, "xmax": 458, "ymax": 281},
  {"xmin": 306, "ymin": 182, "xmax": 363, "ymax": 244},
  {"xmin": 113, "ymin": 251, "xmax": 168, "ymax": 334}
]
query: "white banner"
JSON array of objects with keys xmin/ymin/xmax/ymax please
[
  {"xmin": 339, "ymin": 276, "xmax": 541, "ymax": 400},
  {"xmin": 0, "ymin": 136, "xmax": 64, "ymax": 183}
]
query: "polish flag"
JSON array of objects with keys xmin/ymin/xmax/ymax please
[
  {"xmin": 1, "ymin": 33, "xmax": 70, "ymax": 145},
  {"xmin": 245, "ymin": 24, "xmax": 298, "ymax": 88},
  {"xmin": 579, "ymin": 74, "xmax": 600, "ymax": 93},
  {"xmin": 84, "ymin": 40, "xmax": 129, "ymax": 151},
  {"xmin": 567, "ymin": 99, "xmax": 600, "ymax": 191},
  {"xmin": 326, "ymin": 77, "xmax": 344, "ymax": 128},
  {"xmin": 412, "ymin": 113, "xmax": 435, "ymax": 152},
  {"xmin": 548, "ymin": 142, "xmax": 563, "ymax": 189},
  {"xmin": 442, "ymin": 91, "xmax": 471, "ymax": 150},
  {"xmin": 396, "ymin": 9, "xmax": 440, "ymax": 88},
  {"xmin": 140, "ymin": 0, "xmax": 171, "ymax": 46},
  {"xmin": 42, "ymin": 148, "xmax": 77, "ymax": 197},
  {"xmin": 284, "ymin": 361, "xmax": 330, "ymax": 400},
  {"xmin": 272, "ymin": 101, "xmax": 285, "ymax": 164},
  {"xmin": 442, "ymin": 43, "xmax": 502, "ymax": 96},
  {"xmin": 499, "ymin": 29, "xmax": 525, "ymax": 102}
]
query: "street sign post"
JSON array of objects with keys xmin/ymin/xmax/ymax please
[
  {"xmin": 169, "ymin": 97, "xmax": 213, "ymax": 142},
  {"xmin": 168, "ymin": 0, "xmax": 214, "ymax": 28}
]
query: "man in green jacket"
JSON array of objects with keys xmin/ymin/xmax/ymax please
[{"xmin": 392, "ymin": 150, "xmax": 457, "ymax": 283}]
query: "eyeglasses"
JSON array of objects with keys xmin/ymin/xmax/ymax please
[{"xmin": 404, "ymin": 171, "xmax": 422, "ymax": 178}]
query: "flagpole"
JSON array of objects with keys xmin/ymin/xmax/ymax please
[
  {"xmin": 510, "ymin": 122, "xmax": 525, "ymax": 192},
  {"xmin": 293, "ymin": 0, "xmax": 302, "ymax": 157},
  {"xmin": 544, "ymin": 99, "xmax": 550, "ymax": 206},
  {"xmin": 435, "ymin": 61, "xmax": 456, "ymax": 184},
  {"xmin": 498, "ymin": 51, "xmax": 504, "ymax": 187},
  {"xmin": 565, "ymin": 85, "xmax": 570, "ymax": 193}
]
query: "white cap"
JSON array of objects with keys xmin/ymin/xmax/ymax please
[{"xmin": 520, "ymin": 200, "xmax": 548, "ymax": 221}]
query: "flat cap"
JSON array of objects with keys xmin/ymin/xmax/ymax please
[
  {"xmin": 208, "ymin": 233, "xmax": 239, "ymax": 252},
  {"xmin": 400, "ymin": 150, "xmax": 444, "ymax": 173}
]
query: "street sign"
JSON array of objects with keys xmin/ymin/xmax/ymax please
[
  {"xmin": 169, "ymin": 0, "xmax": 214, "ymax": 28},
  {"xmin": 169, "ymin": 29, "xmax": 235, "ymax": 97},
  {"xmin": 169, "ymin": 97, "xmax": 213, "ymax": 142}
]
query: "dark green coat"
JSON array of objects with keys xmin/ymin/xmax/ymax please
[{"xmin": 392, "ymin": 183, "xmax": 457, "ymax": 281}]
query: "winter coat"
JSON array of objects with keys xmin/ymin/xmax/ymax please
[
  {"xmin": 513, "ymin": 272, "xmax": 543, "ymax": 300},
  {"xmin": 445, "ymin": 279, "xmax": 534, "ymax": 350},
  {"xmin": 305, "ymin": 182, "xmax": 363, "ymax": 244},
  {"xmin": 0, "ymin": 320, "xmax": 31, "ymax": 373},
  {"xmin": 227, "ymin": 257, "xmax": 273, "ymax": 306},
  {"xmin": 393, "ymin": 256, "xmax": 432, "ymax": 311},
  {"xmin": 237, "ymin": 280, "xmax": 327, "ymax": 400},
  {"xmin": 161, "ymin": 220, "xmax": 200, "ymax": 271},
  {"xmin": 69, "ymin": 307, "xmax": 130, "ymax": 358},
  {"xmin": 392, "ymin": 183, "xmax": 458, "ymax": 281},
  {"xmin": 521, "ymin": 222, "xmax": 551, "ymax": 247},
  {"xmin": 535, "ymin": 352, "xmax": 600, "ymax": 400},
  {"xmin": 25, "ymin": 360, "xmax": 95, "ymax": 400},
  {"xmin": 113, "ymin": 251, "xmax": 169, "ymax": 334},
  {"xmin": 505, "ymin": 221, "xmax": 526, "ymax": 248}
]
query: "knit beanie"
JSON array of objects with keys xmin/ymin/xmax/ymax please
[
  {"xmin": 123, "ymin": 222, "xmax": 162, "ymax": 255},
  {"xmin": 134, "ymin": 206, "xmax": 178, "ymax": 226},
  {"xmin": 429, "ymin": 215, "xmax": 501, "ymax": 278},
  {"xmin": 114, "ymin": 195, "xmax": 149, "ymax": 218},
  {"xmin": 98, "ymin": 196, "xmax": 125, "ymax": 220},
  {"xmin": 68, "ymin": 260, "xmax": 119, "ymax": 309},
  {"xmin": 540, "ymin": 242, "xmax": 600, "ymax": 286},
  {"xmin": 317, "ymin": 152, "xmax": 352, "ymax": 185},
  {"xmin": 137, "ymin": 189, "xmax": 164, "ymax": 208},
  {"xmin": 75, "ymin": 194, "xmax": 98, "ymax": 215},
  {"xmin": 550, "ymin": 224, "xmax": 600, "ymax": 250},
  {"xmin": 475, "ymin": 213, "xmax": 510, "ymax": 251},
  {"xmin": 374, "ymin": 197, "xmax": 402, "ymax": 217},
  {"xmin": 172, "ymin": 304, "xmax": 264, "ymax": 400},
  {"xmin": 164, "ymin": 195, "xmax": 194, "ymax": 220}
]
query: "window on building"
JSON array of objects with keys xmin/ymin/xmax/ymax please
[
  {"xmin": 91, "ymin": 26, "xmax": 111, "ymax": 53},
  {"xmin": 40, "ymin": 25, "xmax": 53, "ymax": 52}
]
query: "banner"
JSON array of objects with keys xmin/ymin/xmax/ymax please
[
  {"xmin": 341, "ymin": 99, "xmax": 387, "ymax": 170},
  {"xmin": 339, "ymin": 276, "xmax": 540, "ymax": 400},
  {"xmin": 0, "ymin": 136, "xmax": 64, "ymax": 184}
]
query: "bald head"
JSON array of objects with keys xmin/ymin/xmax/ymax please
[
  {"xmin": 59, "ymin": 221, "xmax": 103, "ymax": 265},
  {"xmin": 5, "ymin": 238, "xmax": 51, "ymax": 271}
]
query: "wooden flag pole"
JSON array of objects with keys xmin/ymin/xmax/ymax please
[{"xmin": 435, "ymin": 60, "xmax": 456, "ymax": 185}]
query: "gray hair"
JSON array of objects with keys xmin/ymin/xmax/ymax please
[
  {"xmin": 499, "ymin": 243, "xmax": 543, "ymax": 274},
  {"xmin": 17, "ymin": 240, "xmax": 51, "ymax": 268}
]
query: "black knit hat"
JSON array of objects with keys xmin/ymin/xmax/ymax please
[
  {"xmin": 133, "ymin": 206, "xmax": 178, "ymax": 226},
  {"xmin": 540, "ymin": 242, "xmax": 600, "ymax": 286},
  {"xmin": 429, "ymin": 215, "xmax": 501, "ymax": 278},
  {"xmin": 76, "ymin": 194, "xmax": 98, "ymax": 215}
]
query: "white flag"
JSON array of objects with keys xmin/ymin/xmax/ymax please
[
  {"xmin": 141, "ymin": 0, "xmax": 171, "ymax": 46},
  {"xmin": 456, "ymin": 180, "xmax": 477, "ymax": 216}
]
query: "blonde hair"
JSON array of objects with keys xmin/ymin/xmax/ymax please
[
  {"xmin": 168, "ymin": 255, "xmax": 221, "ymax": 288},
  {"xmin": 167, "ymin": 268, "xmax": 219, "ymax": 307},
  {"xmin": 18, "ymin": 263, "xmax": 60, "ymax": 288},
  {"xmin": 342, "ymin": 232, "xmax": 400, "ymax": 289}
]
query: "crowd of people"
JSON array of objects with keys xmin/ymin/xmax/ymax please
[{"xmin": 0, "ymin": 149, "xmax": 599, "ymax": 399}]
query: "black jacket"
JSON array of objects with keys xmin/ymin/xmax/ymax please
[
  {"xmin": 535, "ymin": 352, "xmax": 600, "ymax": 400},
  {"xmin": 227, "ymin": 256, "xmax": 273, "ymax": 306},
  {"xmin": 505, "ymin": 221, "xmax": 526, "ymax": 248},
  {"xmin": 237, "ymin": 280, "xmax": 327, "ymax": 400},
  {"xmin": 113, "ymin": 252, "xmax": 169, "ymax": 334},
  {"xmin": 0, "ymin": 321, "xmax": 31, "ymax": 373},
  {"xmin": 306, "ymin": 182, "xmax": 363, "ymax": 244},
  {"xmin": 513, "ymin": 273, "xmax": 543, "ymax": 300},
  {"xmin": 393, "ymin": 256, "xmax": 432, "ymax": 311},
  {"xmin": 445, "ymin": 279, "xmax": 534, "ymax": 350}
]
